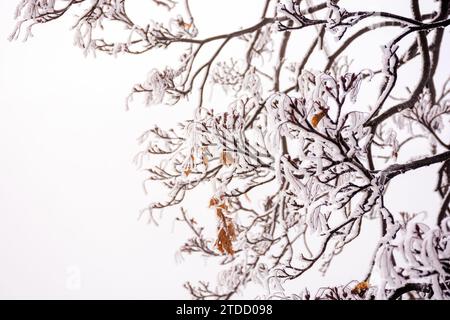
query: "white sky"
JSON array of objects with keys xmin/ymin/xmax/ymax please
[{"xmin": 0, "ymin": 0, "xmax": 448, "ymax": 299}]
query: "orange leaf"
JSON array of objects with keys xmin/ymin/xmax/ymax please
[
  {"xmin": 311, "ymin": 110, "xmax": 326, "ymax": 128},
  {"xmin": 220, "ymin": 151, "xmax": 234, "ymax": 166},
  {"xmin": 351, "ymin": 281, "xmax": 369, "ymax": 296},
  {"xmin": 209, "ymin": 197, "xmax": 219, "ymax": 207},
  {"xmin": 215, "ymin": 227, "xmax": 234, "ymax": 255},
  {"xmin": 216, "ymin": 208, "xmax": 225, "ymax": 221},
  {"xmin": 226, "ymin": 220, "xmax": 237, "ymax": 241},
  {"xmin": 217, "ymin": 203, "xmax": 228, "ymax": 210},
  {"xmin": 183, "ymin": 167, "xmax": 192, "ymax": 176},
  {"xmin": 202, "ymin": 154, "xmax": 209, "ymax": 166}
]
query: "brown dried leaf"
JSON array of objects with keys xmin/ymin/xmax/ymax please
[
  {"xmin": 215, "ymin": 227, "xmax": 234, "ymax": 255},
  {"xmin": 209, "ymin": 197, "xmax": 219, "ymax": 207},
  {"xmin": 183, "ymin": 167, "xmax": 192, "ymax": 176},
  {"xmin": 217, "ymin": 203, "xmax": 228, "ymax": 211},
  {"xmin": 220, "ymin": 151, "xmax": 234, "ymax": 166},
  {"xmin": 311, "ymin": 110, "xmax": 327, "ymax": 128},
  {"xmin": 351, "ymin": 281, "xmax": 369, "ymax": 296},
  {"xmin": 216, "ymin": 208, "xmax": 225, "ymax": 221},
  {"xmin": 202, "ymin": 154, "xmax": 209, "ymax": 166},
  {"xmin": 226, "ymin": 220, "xmax": 237, "ymax": 241},
  {"xmin": 210, "ymin": 195, "xmax": 236, "ymax": 255}
]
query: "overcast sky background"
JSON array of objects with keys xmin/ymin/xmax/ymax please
[{"xmin": 0, "ymin": 0, "xmax": 448, "ymax": 299}]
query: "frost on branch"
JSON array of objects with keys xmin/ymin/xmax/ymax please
[
  {"xmin": 278, "ymin": 0, "xmax": 372, "ymax": 39},
  {"xmin": 11, "ymin": 0, "xmax": 197, "ymax": 56},
  {"xmin": 12, "ymin": 0, "xmax": 450, "ymax": 299},
  {"xmin": 130, "ymin": 68, "xmax": 180, "ymax": 106},
  {"xmin": 375, "ymin": 217, "xmax": 450, "ymax": 299}
]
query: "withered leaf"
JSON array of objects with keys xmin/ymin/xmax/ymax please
[
  {"xmin": 226, "ymin": 220, "xmax": 237, "ymax": 241},
  {"xmin": 202, "ymin": 154, "xmax": 209, "ymax": 166},
  {"xmin": 215, "ymin": 226, "xmax": 234, "ymax": 255},
  {"xmin": 183, "ymin": 167, "xmax": 192, "ymax": 176},
  {"xmin": 209, "ymin": 197, "xmax": 219, "ymax": 207},
  {"xmin": 217, "ymin": 203, "xmax": 228, "ymax": 210},
  {"xmin": 220, "ymin": 151, "xmax": 234, "ymax": 166},
  {"xmin": 351, "ymin": 281, "xmax": 369, "ymax": 296},
  {"xmin": 311, "ymin": 110, "xmax": 327, "ymax": 128}
]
